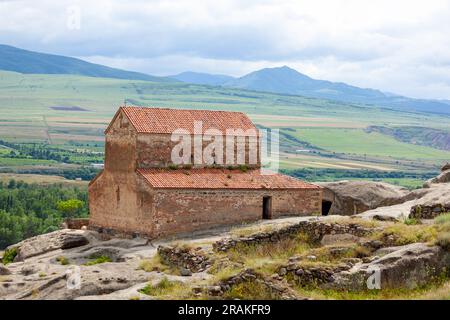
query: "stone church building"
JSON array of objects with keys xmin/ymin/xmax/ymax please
[{"xmin": 88, "ymin": 106, "xmax": 322, "ymax": 238}]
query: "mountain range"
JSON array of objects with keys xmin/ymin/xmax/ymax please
[
  {"xmin": 0, "ymin": 44, "xmax": 167, "ymax": 82},
  {"xmin": 1, "ymin": 44, "xmax": 449, "ymax": 115}
]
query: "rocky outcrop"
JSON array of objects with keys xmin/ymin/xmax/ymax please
[
  {"xmin": 7, "ymin": 229, "xmax": 91, "ymax": 262},
  {"xmin": 410, "ymin": 204, "xmax": 450, "ymax": 219},
  {"xmin": 328, "ymin": 243, "xmax": 450, "ymax": 290},
  {"xmin": 424, "ymin": 170, "xmax": 450, "ymax": 188},
  {"xmin": 0, "ymin": 265, "xmax": 11, "ymax": 275},
  {"xmin": 441, "ymin": 163, "xmax": 450, "ymax": 172},
  {"xmin": 157, "ymin": 245, "xmax": 211, "ymax": 273},
  {"xmin": 197, "ymin": 269, "xmax": 301, "ymax": 300},
  {"xmin": 319, "ymin": 181, "xmax": 409, "ymax": 215},
  {"xmin": 213, "ymin": 220, "xmax": 374, "ymax": 252},
  {"xmin": 359, "ymin": 183, "xmax": 450, "ymax": 220},
  {"xmin": 277, "ymin": 263, "xmax": 351, "ymax": 287}
]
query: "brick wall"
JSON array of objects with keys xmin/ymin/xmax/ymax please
[{"xmin": 150, "ymin": 188, "xmax": 322, "ymax": 238}]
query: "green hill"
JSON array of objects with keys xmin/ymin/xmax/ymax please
[
  {"xmin": 0, "ymin": 44, "xmax": 170, "ymax": 82},
  {"xmin": 223, "ymin": 66, "xmax": 450, "ymax": 115}
]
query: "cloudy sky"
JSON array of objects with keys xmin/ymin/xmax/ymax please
[{"xmin": 1, "ymin": 0, "xmax": 450, "ymax": 99}]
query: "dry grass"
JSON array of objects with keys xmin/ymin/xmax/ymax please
[
  {"xmin": 292, "ymin": 277, "xmax": 450, "ymax": 300},
  {"xmin": 434, "ymin": 213, "xmax": 450, "ymax": 249},
  {"xmin": 138, "ymin": 254, "xmax": 180, "ymax": 275},
  {"xmin": 139, "ymin": 277, "xmax": 191, "ymax": 299},
  {"xmin": 371, "ymin": 223, "xmax": 438, "ymax": 246},
  {"xmin": 223, "ymin": 280, "xmax": 281, "ymax": 300}
]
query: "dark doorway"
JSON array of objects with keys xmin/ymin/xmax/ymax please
[
  {"xmin": 263, "ymin": 196, "xmax": 272, "ymax": 219},
  {"xmin": 322, "ymin": 200, "xmax": 332, "ymax": 216}
]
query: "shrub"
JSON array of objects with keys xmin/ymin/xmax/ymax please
[
  {"xmin": 1, "ymin": 247, "xmax": 18, "ymax": 265},
  {"xmin": 56, "ymin": 256, "xmax": 70, "ymax": 265},
  {"xmin": 434, "ymin": 213, "xmax": 450, "ymax": 249},
  {"xmin": 83, "ymin": 255, "xmax": 112, "ymax": 266},
  {"xmin": 139, "ymin": 277, "xmax": 187, "ymax": 297},
  {"xmin": 404, "ymin": 218, "xmax": 421, "ymax": 226},
  {"xmin": 223, "ymin": 280, "xmax": 280, "ymax": 300}
]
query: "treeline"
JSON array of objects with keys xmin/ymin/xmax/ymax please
[
  {"xmin": 0, "ymin": 139, "xmax": 103, "ymax": 164},
  {"xmin": 283, "ymin": 168, "xmax": 437, "ymax": 182},
  {"xmin": 0, "ymin": 167, "xmax": 100, "ymax": 181},
  {"xmin": 0, "ymin": 180, "xmax": 88, "ymax": 249}
]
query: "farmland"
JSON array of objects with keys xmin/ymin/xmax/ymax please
[{"xmin": 0, "ymin": 70, "xmax": 449, "ymax": 187}]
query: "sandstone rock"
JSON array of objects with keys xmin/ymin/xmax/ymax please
[
  {"xmin": 328, "ymin": 243, "xmax": 450, "ymax": 291},
  {"xmin": 320, "ymin": 233, "xmax": 359, "ymax": 246},
  {"xmin": 0, "ymin": 265, "xmax": 11, "ymax": 275},
  {"xmin": 359, "ymin": 183, "xmax": 450, "ymax": 220},
  {"xmin": 9, "ymin": 230, "xmax": 90, "ymax": 261},
  {"xmin": 318, "ymin": 181, "xmax": 409, "ymax": 215},
  {"xmin": 180, "ymin": 268, "xmax": 192, "ymax": 277},
  {"xmin": 424, "ymin": 170, "xmax": 450, "ymax": 187},
  {"xmin": 442, "ymin": 163, "xmax": 450, "ymax": 172},
  {"xmin": 372, "ymin": 215, "xmax": 398, "ymax": 222}
]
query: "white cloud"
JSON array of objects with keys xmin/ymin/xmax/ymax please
[{"xmin": 1, "ymin": 0, "xmax": 450, "ymax": 99}]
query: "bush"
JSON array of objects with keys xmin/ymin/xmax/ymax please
[
  {"xmin": 223, "ymin": 280, "xmax": 280, "ymax": 300},
  {"xmin": 83, "ymin": 255, "xmax": 112, "ymax": 266},
  {"xmin": 56, "ymin": 256, "xmax": 70, "ymax": 265},
  {"xmin": 1, "ymin": 247, "xmax": 18, "ymax": 265},
  {"xmin": 139, "ymin": 277, "xmax": 187, "ymax": 297}
]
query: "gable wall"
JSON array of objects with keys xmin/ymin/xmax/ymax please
[{"xmin": 136, "ymin": 133, "xmax": 260, "ymax": 169}]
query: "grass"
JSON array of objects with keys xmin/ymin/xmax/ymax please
[
  {"xmin": 138, "ymin": 254, "xmax": 180, "ymax": 275},
  {"xmin": 139, "ymin": 277, "xmax": 189, "ymax": 298},
  {"xmin": 56, "ymin": 256, "xmax": 70, "ymax": 265},
  {"xmin": 223, "ymin": 280, "xmax": 281, "ymax": 300},
  {"xmin": 404, "ymin": 218, "xmax": 421, "ymax": 226},
  {"xmin": 289, "ymin": 128, "xmax": 450, "ymax": 161},
  {"xmin": 83, "ymin": 255, "xmax": 112, "ymax": 266},
  {"xmin": 1, "ymin": 247, "xmax": 18, "ymax": 265},
  {"xmin": 292, "ymin": 277, "xmax": 450, "ymax": 300},
  {"xmin": 434, "ymin": 213, "xmax": 450, "ymax": 249},
  {"xmin": 372, "ymin": 223, "xmax": 438, "ymax": 246}
]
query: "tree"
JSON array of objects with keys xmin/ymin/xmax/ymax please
[{"xmin": 57, "ymin": 199, "xmax": 84, "ymax": 219}]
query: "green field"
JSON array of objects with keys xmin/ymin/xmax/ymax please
[
  {"xmin": 288, "ymin": 128, "xmax": 450, "ymax": 160},
  {"xmin": 0, "ymin": 70, "xmax": 449, "ymax": 178}
]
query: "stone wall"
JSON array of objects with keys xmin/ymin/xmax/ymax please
[
  {"xmin": 410, "ymin": 204, "xmax": 450, "ymax": 219},
  {"xmin": 157, "ymin": 245, "xmax": 211, "ymax": 273},
  {"xmin": 151, "ymin": 188, "xmax": 322, "ymax": 238},
  {"xmin": 63, "ymin": 218, "xmax": 90, "ymax": 230},
  {"xmin": 213, "ymin": 220, "xmax": 373, "ymax": 252},
  {"xmin": 195, "ymin": 269, "xmax": 298, "ymax": 299}
]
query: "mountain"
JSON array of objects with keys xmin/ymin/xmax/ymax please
[
  {"xmin": 223, "ymin": 66, "xmax": 450, "ymax": 115},
  {"xmin": 169, "ymin": 71, "xmax": 235, "ymax": 85},
  {"xmin": 0, "ymin": 44, "xmax": 168, "ymax": 81}
]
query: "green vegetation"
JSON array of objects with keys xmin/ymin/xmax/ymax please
[
  {"xmin": 372, "ymin": 223, "xmax": 438, "ymax": 246},
  {"xmin": 0, "ymin": 179, "xmax": 88, "ymax": 249},
  {"xmin": 404, "ymin": 218, "xmax": 421, "ymax": 226},
  {"xmin": 223, "ymin": 280, "xmax": 280, "ymax": 300},
  {"xmin": 288, "ymin": 128, "xmax": 450, "ymax": 160},
  {"xmin": 1, "ymin": 247, "xmax": 17, "ymax": 265},
  {"xmin": 435, "ymin": 213, "xmax": 450, "ymax": 250},
  {"xmin": 83, "ymin": 255, "xmax": 112, "ymax": 266},
  {"xmin": 283, "ymin": 168, "xmax": 435, "ymax": 189},
  {"xmin": 139, "ymin": 277, "xmax": 188, "ymax": 298},
  {"xmin": 56, "ymin": 256, "xmax": 70, "ymax": 265},
  {"xmin": 57, "ymin": 199, "xmax": 84, "ymax": 219},
  {"xmin": 366, "ymin": 126, "xmax": 450, "ymax": 151}
]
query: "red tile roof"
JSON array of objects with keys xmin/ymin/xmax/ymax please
[
  {"xmin": 112, "ymin": 106, "xmax": 257, "ymax": 135},
  {"xmin": 137, "ymin": 168, "xmax": 320, "ymax": 190}
]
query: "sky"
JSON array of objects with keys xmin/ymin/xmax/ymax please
[{"xmin": 1, "ymin": 0, "xmax": 450, "ymax": 99}]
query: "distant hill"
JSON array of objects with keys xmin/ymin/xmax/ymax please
[
  {"xmin": 366, "ymin": 126, "xmax": 450, "ymax": 151},
  {"xmin": 170, "ymin": 71, "xmax": 235, "ymax": 85},
  {"xmin": 223, "ymin": 66, "xmax": 450, "ymax": 115},
  {"xmin": 0, "ymin": 44, "xmax": 169, "ymax": 82}
]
